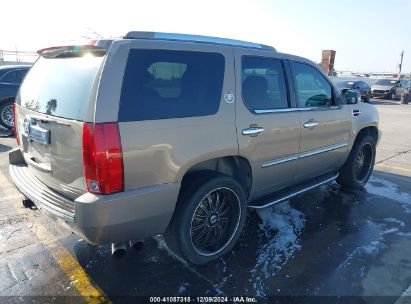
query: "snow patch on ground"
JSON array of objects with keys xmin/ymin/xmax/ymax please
[
  {"xmin": 251, "ymin": 202, "xmax": 305, "ymax": 297},
  {"xmin": 383, "ymin": 218, "xmax": 405, "ymax": 227},
  {"xmin": 396, "ymin": 232, "xmax": 411, "ymax": 238},
  {"xmin": 214, "ymin": 259, "xmax": 230, "ymax": 290},
  {"xmin": 336, "ymin": 221, "xmax": 387, "ymax": 274},
  {"xmin": 365, "ymin": 176, "xmax": 411, "ymax": 212},
  {"xmin": 178, "ymin": 282, "xmax": 189, "ymax": 294},
  {"xmin": 337, "ymin": 220, "xmax": 405, "ymax": 274},
  {"xmin": 361, "ymin": 240, "xmax": 383, "ymax": 255}
]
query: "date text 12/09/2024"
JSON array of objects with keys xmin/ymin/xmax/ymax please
[{"xmin": 149, "ymin": 296, "xmax": 258, "ymax": 303}]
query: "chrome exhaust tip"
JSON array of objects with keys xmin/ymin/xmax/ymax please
[
  {"xmin": 111, "ymin": 242, "xmax": 127, "ymax": 259},
  {"xmin": 129, "ymin": 240, "xmax": 144, "ymax": 252}
]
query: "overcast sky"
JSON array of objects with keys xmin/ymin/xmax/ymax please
[{"xmin": 1, "ymin": 0, "xmax": 410, "ymax": 73}]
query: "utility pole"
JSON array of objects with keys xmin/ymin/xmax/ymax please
[
  {"xmin": 399, "ymin": 50, "xmax": 404, "ymax": 77},
  {"xmin": 15, "ymin": 45, "xmax": 19, "ymax": 63}
]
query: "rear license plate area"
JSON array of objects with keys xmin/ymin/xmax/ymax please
[
  {"xmin": 29, "ymin": 123, "xmax": 50, "ymax": 145},
  {"xmin": 29, "ymin": 141, "xmax": 51, "ymax": 165},
  {"xmin": 27, "ymin": 121, "xmax": 51, "ymax": 165}
]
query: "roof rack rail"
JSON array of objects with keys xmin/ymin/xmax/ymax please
[{"xmin": 124, "ymin": 31, "xmax": 276, "ymax": 51}]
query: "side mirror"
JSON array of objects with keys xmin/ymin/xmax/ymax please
[{"xmin": 341, "ymin": 88, "xmax": 360, "ymax": 104}]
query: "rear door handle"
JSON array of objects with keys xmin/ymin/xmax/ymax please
[
  {"xmin": 303, "ymin": 120, "xmax": 319, "ymax": 128},
  {"xmin": 242, "ymin": 127, "xmax": 264, "ymax": 136}
]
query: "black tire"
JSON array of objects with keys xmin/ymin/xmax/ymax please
[
  {"xmin": 0, "ymin": 100, "xmax": 15, "ymax": 129},
  {"xmin": 337, "ymin": 135, "xmax": 376, "ymax": 188},
  {"xmin": 164, "ymin": 173, "xmax": 246, "ymax": 265}
]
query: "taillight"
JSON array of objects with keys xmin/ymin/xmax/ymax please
[
  {"xmin": 82, "ymin": 122, "xmax": 124, "ymax": 194},
  {"xmin": 13, "ymin": 103, "xmax": 20, "ymax": 146}
]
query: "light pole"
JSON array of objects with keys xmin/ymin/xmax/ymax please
[{"xmin": 398, "ymin": 50, "xmax": 404, "ymax": 78}]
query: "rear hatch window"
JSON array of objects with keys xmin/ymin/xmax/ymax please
[
  {"xmin": 17, "ymin": 55, "xmax": 104, "ymax": 120},
  {"xmin": 15, "ymin": 51, "xmax": 105, "ymax": 199}
]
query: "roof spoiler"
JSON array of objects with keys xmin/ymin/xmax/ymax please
[{"xmin": 37, "ymin": 40, "xmax": 112, "ymax": 57}]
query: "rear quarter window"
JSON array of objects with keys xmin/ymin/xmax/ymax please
[{"xmin": 118, "ymin": 49, "xmax": 225, "ymax": 121}]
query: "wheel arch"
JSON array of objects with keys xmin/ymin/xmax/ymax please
[
  {"xmin": 354, "ymin": 125, "xmax": 379, "ymax": 146},
  {"xmin": 0, "ymin": 96, "xmax": 16, "ymax": 128},
  {"xmin": 179, "ymin": 156, "xmax": 253, "ymax": 200},
  {"xmin": 0, "ymin": 96, "xmax": 16, "ymax": 105}
]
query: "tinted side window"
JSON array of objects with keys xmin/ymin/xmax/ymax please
[
  {"xmin": 0, "ymin": 69, "xmax": 27, "ymax": 84},
  {"xmin": 0, "ymin": 70, "xmax": 18, "ymax": 83},
  {"xmin": 15, "ymin": 69, "xmax": 28, "ymax": 83},
  {"xmin": 290, "ymin": 62, "xmax": 333, "ymax": 108},
  {"xmin": 241, "ymin": 56, "xmax": 288, "ymax": 111},
  {"xmin": 119, "ymin": 49, "xmax": 225, "ymax": 122}
]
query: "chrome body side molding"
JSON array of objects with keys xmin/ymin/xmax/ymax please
[
  {"xmin": 254, "ymin": 105, "xmax": 340, "ymax": 114},
  {"xmin": 261, "ymin": 155, "xmax": 299, "ymax": 168},
  {"xmin": 298, "ymin": 142, "xmax": 348, "ymax": 159},
  {"xmin": 261, "ymin": 142, "xmax": 348, "ymax": 168}
]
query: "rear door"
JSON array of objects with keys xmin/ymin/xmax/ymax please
[
  {"xmin": 288, "ymin": 60, "xmax": 351, "ymax": 184},
  {"xmin": 235, "ymin": 48, "xmax": 300, "ymax": 200},
  {"xmin": 15, "ymin": 46, "xmax": 109, "ymax": 199}
]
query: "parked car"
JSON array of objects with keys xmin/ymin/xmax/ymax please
[
  {"xmin": 9, "ymin": 32, "xmax": 380, "ymax": 265},
  {"xmin": 371, "ymin": 79, "xmax": 411, "ymax": 100},
  {"xmin": 0, "ymin": 65, "xmax": 31, "ymax": 129},
  {"xmin": 335, "ymin": 80, "xmax": 371, "ymax": 102}
]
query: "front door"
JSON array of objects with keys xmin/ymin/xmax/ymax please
[
  {"xmin": 288, "ymin": 61, "xmax": 351, "ymax": 184},
  {"xmin": 235, "ymin": 49, "xmax": 301, "ymax": 200}
]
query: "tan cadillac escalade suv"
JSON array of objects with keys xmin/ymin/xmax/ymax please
[{"xmin": 9, "ymin": 32, "xmax": 380, "ymax": 265}]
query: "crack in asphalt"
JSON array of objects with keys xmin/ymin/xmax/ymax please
[
  {"xmin": 5, "ymin": 229, "xmax": 22, "ymax": 242},
  {"xmin": 376, "ymin": 149, "xmax": 411, "ymax": 165},
  {"xmin": 0, "ymin": 241, "xmax": 37, "ymax": 255},
  {"xmin": 154, "ymin": 236, "xmax": 223, "ymax": 295},
  {"xmin": 0, "ymin": 214, "xmax": 31, "ymax": 227}
]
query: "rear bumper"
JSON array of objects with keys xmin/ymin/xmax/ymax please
[{"xmin": 8, "ymin": 148, "xmax": 180, "ymax": 245}]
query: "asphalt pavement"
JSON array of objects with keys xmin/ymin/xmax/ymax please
[{"xmin": 0, "ymin": 99, "xmax": 410, "ymax": 304}]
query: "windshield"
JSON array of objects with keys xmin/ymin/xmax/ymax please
[
  {"xmin": 335, "ymin": 81, "xmax": 354, "ymax": 89},
  {"xmin": 375, "ymin": 79, "xmax": 397, "ymax": 86},
  {"xmin": 17, "ymin": 55, "xmax": 104, "ymax": 121}
]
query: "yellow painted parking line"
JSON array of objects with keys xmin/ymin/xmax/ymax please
[
  {"xmin": 376, "ymin": 163, "xmax": 411, "ymax": 174},
  {"xmin": 0, "ymin": 170, "xmax": 111, "ymax": 304}
]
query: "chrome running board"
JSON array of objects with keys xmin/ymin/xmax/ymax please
[{"xmin": 248, "ymin": 173, "xmax": 338, "ymax": 209}]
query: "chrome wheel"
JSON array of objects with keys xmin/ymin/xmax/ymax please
[
  {"xmin": 1, "ymin": 103, "xmax": 14, "ymax": 128},
  {"xmin": 355, "ymin": 143, "xmax": 373, "ymax": 182},
  {"xmin": 190, "ymin": 187, "xmax": 241, "ymax": 256}
]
